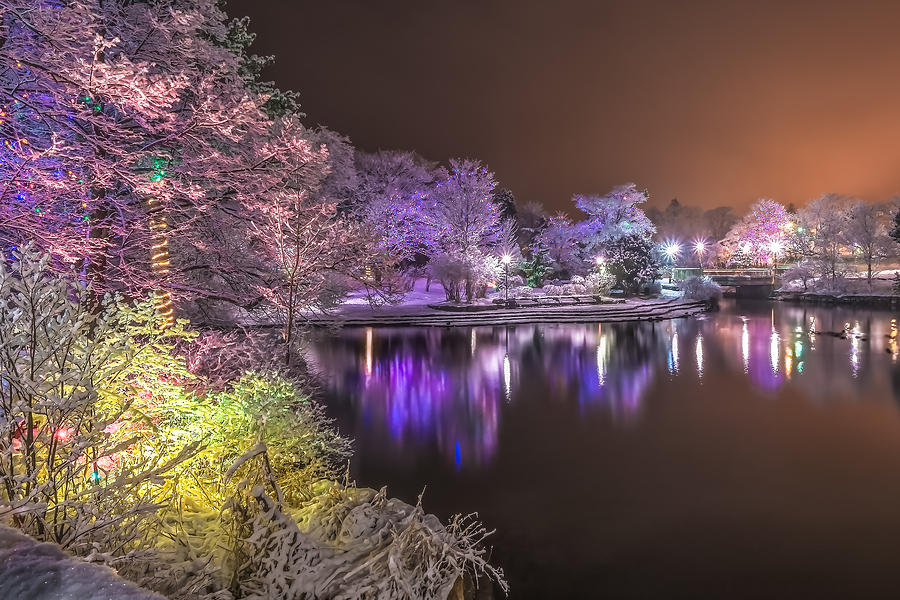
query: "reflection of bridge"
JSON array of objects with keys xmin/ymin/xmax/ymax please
[{"xmin": 672, "ymin": 268, "xmax": 783, "ymax": 297}]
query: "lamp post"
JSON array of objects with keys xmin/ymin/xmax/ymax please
[
  {"xmin": 694, "ymin": 241, "xmax": 706, "ymax": 277},
  {"xmin": 664, "ymin": 242, "xmax": 681, "ymax": 282},
  {"xmin": 769, "ymin": 240, "xmax": 782, "ymax": 283},
  {"xmin": 595, "ymin": 255, "xmax": 605, "ymax": 272},
  {"xmin": 502, "ymin": 253, "xmax": 512, "ymax": 305}
]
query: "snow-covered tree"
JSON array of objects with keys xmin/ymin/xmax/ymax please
[
  {"xmin": 304, "ymin": 126, "xmax": 359, "ymax": 209},
  {"xmin": 353, "ymin": 150, "xmax": 438, "ymax": 260},
  {"xmin": 0, "ymin": 0, "xmax": 351, "ymax": 327},
  {"xmin": 514, "ymin": 200, "xmax": 548, "ymax": 248},
  {"xmin": 846, "ymin": 200, "xmax": 892, "ymax": 285},
  {"xmin": 795, "ymin": 194, "xmax": 853, "ymax": 284},
  {"xmin": 726, "ymin": 242, "xmax": 752, "ymax": 268},
  {"xmin": 719, "ymin": 199, "xmax": 790, "ymax": 264},
  {"xmin": 252, "ymin": 189, "xmax": 378, "ymax": 364},
  {"xmin": 533, "ymin": 212, "xmax": 579, "ymax": 274},
  {"xmin": 575, "ymin": 184, "xmax": 655, "ymax": 249},
  {"xmin": 422, "ymin": 159, "xmax": 502, "ymax": 302},
  {"xmin": 890, "ymin": 202, "xmax": 900, "ymax": 247},
  {"xmin": 604, "ymin": 234, "xmax": 660, "ymax": 295},
  {"xmin": 703, "ymin": 206, "xmax": 739, "ymax": 241}
]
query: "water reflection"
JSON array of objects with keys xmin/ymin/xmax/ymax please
[{"xmin": 308, "ymin": 301, "xmax": 900, "ymax": 468}]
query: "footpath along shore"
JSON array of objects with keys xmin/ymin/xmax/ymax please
[{"xmin": 305, "ymin": 296, "xmax": 710, "ymax": 328}]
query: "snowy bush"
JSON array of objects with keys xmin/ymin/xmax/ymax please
[
  {"xmin": 585, "ymin": 271, "xmax": 616, "ymax": 295},
  {"xmin": 782, "ymin": 263, "xmax": 815, "ymax": 291},
  {"xmin": 504, "ymin": 274, "xmax": 525, "ymax": 289},
  {"xmin": 181, "ymin": 329, "xmax": 285, "ymax": 389},
  {"xmin": 430, "ymin": 254, "xmax": 469, "ymax": 302},
  {"xmin": 0, "ymin": 245, "xmax": 200, "ymax": 558},
  {"xmin": 509, "ymin": 285, "xmax": 535, "ymax": 298},
  {"xmin": 543, "ymin": 284, "xmax": 562, "ymax": 297},
  {"xmin": 219, "ymin": 481, "xmax": 507, "ymax": 600},
  {"xmin": 678, "ymin": 276, "xmax": 722, "ymax": 301},
  {"xmin": 0, "ymin": 246, "xmax": 508, "ymax": 600},
  {"xmin": 561, "ymin": 282, "xmax": 587, "ymax": 295}
]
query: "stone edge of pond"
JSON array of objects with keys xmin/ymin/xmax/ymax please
[
  {"xmin": 307, "ymin": 298, "xmax": 711, "ymax": 328},
  {"xmin": 772, "ymin": 291, "xmax": 900, "ymax": 309}
]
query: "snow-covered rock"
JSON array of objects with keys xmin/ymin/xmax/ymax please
[{"xmin": 0, "ymin": 525, "xmax": 163, "ymax": 600}]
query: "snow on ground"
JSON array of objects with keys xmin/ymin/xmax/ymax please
[
  {"xmin": 0, "ymin": 526, "xmax": 163, "ymax": 600},
  {"xmin": 328, "ymin": 278, "xmax": 697, "ymax": 325},
  {"xmin": 779, "ymin": 275, "xmax": 898, "ymax": 296},
  {"xmin": 342, "ymin": 277, "xmax": 454, "ymax": 306}
]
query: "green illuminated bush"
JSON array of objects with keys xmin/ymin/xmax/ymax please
[{"xmin": 0, "ymin": 246, "xmax": 506, "ymax": 599}]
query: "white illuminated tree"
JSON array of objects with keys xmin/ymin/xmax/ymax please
[
  {"xmin": 795, "ymin": 194, "xmax": 853, "ymax": 284},
  {"xmin": 845, "ymin": 200, "xmax": 893, "ymax": 285}
]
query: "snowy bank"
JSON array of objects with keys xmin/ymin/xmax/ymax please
[
  {"xmin": 309, "ymin": 297, "xmax": 709, "ymax": 328},
  {"xmin": 0, "ymin": 525, "xmax": 163, "ymax": 600},
  {"xmin": 773, "ymin": 290, "xmax": 900, "ymax": 308}
]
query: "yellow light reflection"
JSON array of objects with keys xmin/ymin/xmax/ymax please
[
  {"xmin": 597, "ymin": 334, "xmax": 608, "ymax": 386},
  {"xmin": 769, "ymin": 328, "xmax": 779, "ymax": 374},
  {"xmin": 503, "ymin": 353, "xmax": 512, "ymax": 401},
  {"xmin": 696, "ymin": 335, "xmax": 704, "ymax": 379},
  {"xmin": 365, "ymin": 327, "xmax": 373, "ymax": 377},
  {"xmin": 741, "ymin": 320, "xmax": 749, "ymax": 374}
]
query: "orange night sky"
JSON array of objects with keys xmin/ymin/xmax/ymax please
[{"xmin": 227, "ymin": 0, "xmax": 900, "ymax": 213}]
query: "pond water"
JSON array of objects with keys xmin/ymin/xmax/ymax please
[{"xmin": 308, "ymin": 300, "xmax": 900, "ymax": 599}]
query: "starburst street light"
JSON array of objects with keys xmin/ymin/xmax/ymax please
[
  {"xmin": 662, "ymin": 242, "xmax": 681, "ymax": 282},
  {"xmin": 768, "ymin": 240, "xmax": 783, "ymax": 282},
  {"xmin": 664, "ymin": 242, "xmax": 681, "ymax": 260},
  {"xmin": 694, "ymin": 240, "xmax": 707, "ymax": 276}
]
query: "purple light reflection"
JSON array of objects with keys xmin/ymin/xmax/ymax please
[{"xmin": 308, "ymin": 303, "xmax": 899, "ymax": 468}]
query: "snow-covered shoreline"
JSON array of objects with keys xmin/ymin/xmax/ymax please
[
  {"xmin": 773, "ymin": 290, "xmax": 900, "ymax": 308},
  {"xmin": 308, "ymin": 296, "xmax": 710, "ymax": 328}
]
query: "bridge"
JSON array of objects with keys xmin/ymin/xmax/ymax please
[{"xmin": 671, "ymin": 267, "xmax": 785, "ymax": 297}]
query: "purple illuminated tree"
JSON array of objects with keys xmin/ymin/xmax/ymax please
[
  {"xmin": 534, "ymin": 212, "xmax": 579, "ymax": 275},
  {"xmin": 575, "ymin": 184, "xmax": 656, "ymax": 259},
  {"xmin": 353, "ymin": 150, "xmax": 438, "ymax": 260},
  {"xmin": 422, "ymin": 159, "xmax": 502, "ymax": 302}
]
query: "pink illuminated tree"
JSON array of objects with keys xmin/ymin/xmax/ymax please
[
  {"xmin": 719, "ymin": 199, "xmax": 790, "ymax": 265},
  {"xmin": 0, "ymin": 0, "xmax": 346, "ymax": 324}
]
